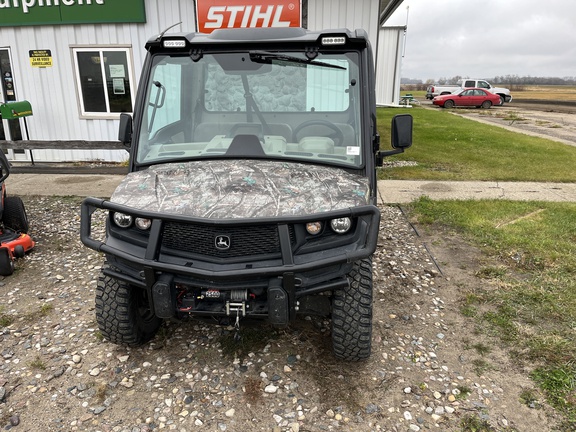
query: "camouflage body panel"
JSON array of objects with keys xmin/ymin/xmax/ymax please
[{"xmin": 111, "ymin": 160, "xmax": 370, "ymax": 218}]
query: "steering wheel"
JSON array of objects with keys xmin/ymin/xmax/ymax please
[{"xmin": 292, "ymin": 120, "xmax": 345, "ymax": 147}]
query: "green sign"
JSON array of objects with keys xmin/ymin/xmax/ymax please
[{"xmin": 0, "ymin": 0, "xmax": 147, "ymax": 27}]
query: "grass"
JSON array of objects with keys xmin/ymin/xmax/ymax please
[
  {"xmin": 38, "ymin": 303, "xmax": 53, "ymax": 317},
  {"xmin": 455, "ymin": 385, "xmax": 472, "ymax": 401},
  {"xmin": 390, "ymin": 87, "xmax": 576, "ymax": 428},
  {"xmin": 29, "ymin": 355, "xmax": 47, "ymax": 370},
  {"xmin": 406, "ymin": 197, "xmax": 576, "ymax": 429},
  {"xmin": 0, "ymin": 306, "xmax": 14, "ymax": 327},
  {"xmin": 218, "ymin": 323, "xmax": 280, "ymax": 358},
  {"xmin": 515, "ymin": 85, "xmax": 576, "ymax": 102},
  {"xmin": 377, "ymin": 106, "xmax": 576, "ymax": 182},
  {"xmin": 459, "ymin": 415, "xmax": 498, "ymax": 432}
]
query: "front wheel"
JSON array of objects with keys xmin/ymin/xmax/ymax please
[
  {"xmin": 0, "ymin": 248, "xmax": 14, "ymax": 276},
  {"xmin": 95, "ymin": 263, "xmax": 163, "ymax": 346},
  {"xmin": 481, "ymin": 100, "xmax": 492, "ymax": 109},
  {"xmin": 331, "ymin": 257, "xmax": 373, "ymax": 361},
  {"xmin": 443, "ymin": 100, "xmax": 455, "ymax": 109}
]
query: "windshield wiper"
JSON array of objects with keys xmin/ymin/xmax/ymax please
[{"xmin": 249, "ymin": 51, "xmax": 346, "ymax": 70}]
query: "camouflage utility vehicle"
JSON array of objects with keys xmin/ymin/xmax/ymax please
[{"xmin": 81, "ymin": 27, "xmax": 412, "ymax": 360}]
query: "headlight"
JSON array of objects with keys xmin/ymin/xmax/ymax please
[
  {"xmin": 306, "ymin": 221, "xmax": 323, "ymax": 235},
  {"xmin": 330, "ymin": 217, "xmax": 352, "ymax": 234},
  {"xmin": 113, "ymin": 212, "xmax": 133, "ymax": 228},
  {"xmin": 135, "ymin": 218, "xmax": 152, "ymax": 230}
]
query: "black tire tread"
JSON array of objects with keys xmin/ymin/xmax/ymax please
[
  {"xmin": 0, "ymin": 248, "xmax": 14, "ymax": 276},
  {"xmin": 3, "ymin": 196, "xmax": 29, "ymax": 233},
  {"xmin": 331, "ymin": 257, "xmax": 373, "ymax": 361},
  {"xmin": 95, "ymin": 263, "xmax": 162, "ymax": 346}
]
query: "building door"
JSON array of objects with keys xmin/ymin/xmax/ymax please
[{"xmin": 0, "ymin": 48, "xmax": 27, "ymax": 160}]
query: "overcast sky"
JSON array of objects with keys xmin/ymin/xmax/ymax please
[{"xmin": 385, "ymin": 0, "xmax": 576, "ymax": 82}]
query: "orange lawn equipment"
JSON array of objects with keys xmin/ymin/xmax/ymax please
[{"xmin": 0, "ymin": 151, "xmax": 35, "ymax": 276}]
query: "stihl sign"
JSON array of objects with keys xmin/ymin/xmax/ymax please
[{"xmin": 196, "ymin": 0, "xmax": 301, "ymax": 34}]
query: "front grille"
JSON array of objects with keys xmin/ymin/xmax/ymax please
[{"xmin": 162, "ymin": 222, "xmax": 293, "ymax": 259}]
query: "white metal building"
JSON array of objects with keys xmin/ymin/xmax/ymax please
[{"xmin": 0, "ymin": 0, "xmax": 404, "ymax": 163}]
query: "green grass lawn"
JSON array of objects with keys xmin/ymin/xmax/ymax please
[
  {"xmin": 408, "ymin": 198, "xmax": 576, "ymax": 430},
  {"xmin": 388, "ymin": 107, "xmax": 576, "ymax": 430},
  {"xmin": 377, "ymin": 106, "xmax": 576, "ymax": 182}
]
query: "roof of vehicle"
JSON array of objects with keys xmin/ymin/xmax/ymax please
[
  {"xmin": 434, "ymin": 88, "xmax": 501, "ymax": 97},
  {"xmin": 145, "ymin": 27, "xmax": 370, "ymax": 51}
]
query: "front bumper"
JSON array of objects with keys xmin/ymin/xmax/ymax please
[{"xmin": 81, "ymin": 197, "xmax": 380, "ymax": 323}]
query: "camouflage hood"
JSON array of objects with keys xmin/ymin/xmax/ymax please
[{"xmin": 111, "ymin": 160, "xmax": 370, "ymax": 218}]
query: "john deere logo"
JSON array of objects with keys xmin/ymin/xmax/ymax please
[{"xmin": 215, "ymin": 235, "xmax": 231, "ymax": 250}]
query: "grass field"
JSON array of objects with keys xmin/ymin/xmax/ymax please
[
  {"xmin": 408, "ymin": 197, "xmax": 576, "ymax": 431},
  {"xmin": 384, "ymin": 102, "xmax": 576, "ymax": 430},
  {"xmin": 514, "ymin": 85, "xmax": 576, "ymax": 101},
  {"xmin": 376, "ymin": 106, "xmax": 576, "ymax": 182}
]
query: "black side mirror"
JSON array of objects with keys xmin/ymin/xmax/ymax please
[
  {"xmin": 118, "ymin": 113, "xmax": 133, "ymax": 148},
  {"xmin": 376, "ymin": 114, "xmax": 413, "ymax": 165},
  {"xmin": 391, "ymin": 114, "xmax": 413, "ymax": 149}
]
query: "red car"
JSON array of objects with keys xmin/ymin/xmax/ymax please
[{"xmin": 432, "ymin": 88, "xmax": 501, "ymax": 109}]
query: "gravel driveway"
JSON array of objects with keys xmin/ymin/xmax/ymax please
[
  {"xmin": 2, "ymin": 99, "xmax": 572, "ymax": 431},
  {"xmin": 0, "ymin": 195, "xmax": 559, "ymax": 431}
]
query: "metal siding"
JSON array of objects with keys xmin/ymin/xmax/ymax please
[
  {"xmin": 0, "ymin": 0, "xmax": 396, "ymax": 162},
  {"xmin": 307, "ymin": 0, "xmax": 380, "ymax": 48},
  {"xmin": 0, "ymin": 0, "xmax": 197, "ymax": 162},
  {"xmin": 376, "ymin": 26, "xmax": 404, "ymax": 106}
]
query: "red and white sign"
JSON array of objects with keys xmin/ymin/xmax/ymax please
[{"xmin": 196, "ymin": 0, "xmax": 301, "ymax": 34}]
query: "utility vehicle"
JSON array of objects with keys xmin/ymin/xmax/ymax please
[{"xmin": 81, "ymin": 27, "xmax": 412, "ymax": 360}]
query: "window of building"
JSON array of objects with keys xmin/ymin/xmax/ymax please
[{"xmin": 72, "ymin": 47, "xmax": 134, "ymax": 118}]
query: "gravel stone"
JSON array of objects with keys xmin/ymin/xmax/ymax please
[{"xmin": 0, "ymin": 196, "xmax": 558, "ymax": 431}]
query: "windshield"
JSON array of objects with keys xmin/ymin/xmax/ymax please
[{"xmin": 135, "ymin": 50, "xmax": 364, "ymax": 168}]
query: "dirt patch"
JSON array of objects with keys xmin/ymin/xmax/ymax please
[{"xmin": 402, "ymin": 219, "xmax": 562, "ymax": 428}]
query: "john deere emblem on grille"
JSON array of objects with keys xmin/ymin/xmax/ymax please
[{"xmin": 215, "ymin": 235, "xmax": 231, "ymax": 250}]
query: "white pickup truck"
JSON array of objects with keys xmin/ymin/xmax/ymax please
[{"xmin": 426, "ymin": 79, "xmax": 512, "ymax": 105}]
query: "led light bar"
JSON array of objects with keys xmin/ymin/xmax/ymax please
[
  {"xmin": 163, "ymin": 40, "xmax": 186, "ymax": 48},
  {"xmin": 321, "ymin": 36, "xmax": 346, "ymax": 45}
]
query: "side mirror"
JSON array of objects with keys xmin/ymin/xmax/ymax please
[
  {"xmin": 391, "ymin": 114, "xmax": 413, "ymax": 149},
  {"xmin": 118, "ymin": 113, "xmax": 133, "ymax": 148},
  {"xmin": 376, "ymin": 114, "xmax": 413, "ymax": 165}
]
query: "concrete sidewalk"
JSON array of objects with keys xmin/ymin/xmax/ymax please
[
  {"xmin": 6, "ymin": 172, "xmax": 576, "ymax": 203},
  {"xmin": 7, "ymin": 173, "xmax": 125, "ymax": 198},
  {"xmin": 378, "ymin": 180, "xmax": 576, "ymax": 204}
]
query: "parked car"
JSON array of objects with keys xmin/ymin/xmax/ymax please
[
  {"xmin": 432, "ymin": 88, "xmax": 502, "ymax": 109},
  {"xmin": 426, "ymin": 79, "xmax": 512, "ymax": 105}
]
